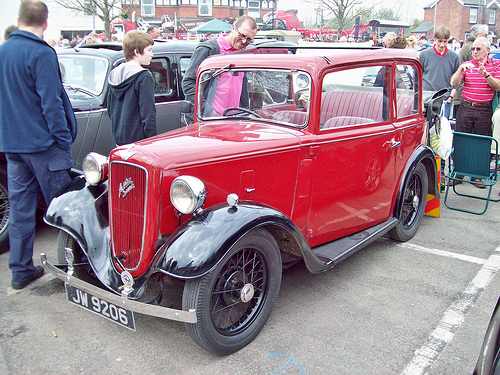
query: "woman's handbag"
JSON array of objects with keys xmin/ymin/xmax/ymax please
[{"xmin": 429, "ymin": 102, "xmax": 453, "ymax": 159}]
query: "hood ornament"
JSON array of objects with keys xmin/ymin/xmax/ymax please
[{"xmin": 119, "ymin": 144, "xmax": 136, "ymax": 160}]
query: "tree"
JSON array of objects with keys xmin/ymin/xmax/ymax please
[
  {"xmin": 55, "ymin": 0, "xmax": 136, "ymax": 40},
  {"xmin": 374, "ymin": 8, "xmax": 399, "ymax": 21},
  {"xmin": 312, "ymin": 0, "xmax": 365, "ymax": 34}
]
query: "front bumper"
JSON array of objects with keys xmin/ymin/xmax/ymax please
[{"xmin": 40, "ymin": 253, "xmax": 197, "ymax": 324}]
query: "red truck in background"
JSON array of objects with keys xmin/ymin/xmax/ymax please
[{"xmin": 262, "ymin": 9, "xmax": 337, "ymax": 40}]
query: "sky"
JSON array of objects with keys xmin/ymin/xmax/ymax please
[{"xmin": 277, "ymin": 0, "xmax": 432, "ymax": 25}]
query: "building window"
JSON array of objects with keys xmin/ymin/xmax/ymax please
[
  {"xmin": 470, "ymin": 7, "xmax": 477, "ymax": 23},
  {"xmin": 142, "ymin": 0, "xmax": 155, "ymax": 16},
  {"xmin": 248, "ymin": 0, "xmax": 260, "ymax": 18},
  {"xmin": 490, "ymin": 9, "xmax": 496, "ymax": 25}
]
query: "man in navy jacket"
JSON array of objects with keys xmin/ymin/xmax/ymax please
[{"xmin": 0, "ymin": 0, "xmax": 77, "ymax": 289}]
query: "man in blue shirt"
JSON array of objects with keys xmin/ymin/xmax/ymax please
[{"xmin": 0, "ymin": 0, "xmax": 77, "ymax": 289}]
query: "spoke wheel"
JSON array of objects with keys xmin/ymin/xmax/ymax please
[
  {"xmin": 57, "ymin": 231, "xmax": 96, "ymax": 281},
  {"xmin": 0, "ymin": 172, "xmax": 9, "ymax": 253},
  {"xmin": 183, "ymin": 228, "xmax": 282, "ymax": 355},
  {"xmin": 389, "ymin": 163, "xmax": 428, "ymax": 242}
]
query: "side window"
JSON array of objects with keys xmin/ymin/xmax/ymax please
[
  {"xmin": 179, "ymin": 56, "xmax": 191, "ymax": 78},
  {"xmin": 321, "ymin": 66, "xmax": 388, "ymax": 130},
  {"xmin": 145, "ymin": 57, "xmax": 172, "ymax": 101},
  {"xmin": 396, "ymin": 64, "xmax": 419, "ymax": 118}
]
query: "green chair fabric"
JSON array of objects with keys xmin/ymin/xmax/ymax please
[{"xmin": 444, "ymin": 132, "xmax": 499, "ymax": 215}]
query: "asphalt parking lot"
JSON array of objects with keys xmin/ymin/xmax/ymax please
[{"xmin": 1, "ymin": 182, "xmax": 500, "ymax": 375}]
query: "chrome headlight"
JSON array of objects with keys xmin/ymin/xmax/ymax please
[
  {"xmin": 82, "ymin": 152, "xmax": 109, "ymax": 185},
  {"xmin": 170, "ymin": 176, "xmax": 206, "ymax": 215}
]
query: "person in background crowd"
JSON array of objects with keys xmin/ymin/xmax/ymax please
[
  {"xmin": 382, "ymin": 32, "xmax": 396, "ymax": 47},
  {"xmin": 407, "ymin": 35, "xmax": 417, "ymax": 49},
  {"xmin": 107, "ymin": 30, "xmax": 156, "ymax": 146},
  {"xmin": 450, "ymin": 37, "xmax": 500, "ymax": 187},
  {"xmin": 147, "ymin": 26, "xmax": 160, "ymax": 39},
  {"xmin": 0, "ymin": 0, "xmax": 77, "ymax": 289},
  {"xmin": 420, "ymin": 26, "xmax": 460, "ymax": 119},
  {"xmin": 181, "ymin": 15, "xmax": 257, "ymax": 124},
  {"xmin": 3, "ymin": 25, "xmax": 18, "ymax": 42},
  {"xmin": 417, "ymin": 35, "xmax": 432, "ymax": 50},
  {"xmin": 460, "ymin": 24, "xmax": 489, "ymax": 63}
]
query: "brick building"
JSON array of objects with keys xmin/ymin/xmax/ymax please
[
  {"xmin": 420, "ymin": 0, "xmax": 499, "ymax": 42},
  {"xmin": 126, "ymin": 0, "xmax": 276, "ymax": 23}
]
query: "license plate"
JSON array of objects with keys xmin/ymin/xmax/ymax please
[{"xmin": 65, "ymin": 284, "xmax": 135, "ymax": 331}]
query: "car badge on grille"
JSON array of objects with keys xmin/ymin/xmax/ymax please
[
  {"xmin": 119, "ymin": 145, "xmax": 136, "ymax": 160},
  {"xmin": 118, "ymin": 177, "xmax": 135, "ymax": 198}
]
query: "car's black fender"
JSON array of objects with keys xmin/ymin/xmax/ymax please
[
  {"xmin": 392, "ymin": 144, "xmax": 439, "ymax": 220},
  {"xmin": 157, "ymin": 202, "xmax": 309, "ymax": 279}
]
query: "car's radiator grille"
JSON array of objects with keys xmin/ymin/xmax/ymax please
[{"xmin": 109, "ymin": 161, "xmax": 148, "ymax": 271}]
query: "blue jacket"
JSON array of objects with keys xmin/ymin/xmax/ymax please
[{"xmin": 0, "ymin": 30, "xmax": 77, "ymax": 153}]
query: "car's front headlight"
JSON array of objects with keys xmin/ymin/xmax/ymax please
[
  {"xmin": 170, "ymin": 176, "xmax": 206, "ymax": 215},
  {"xmin": 82, "ymin": 152, "xmax": 109, "ymax": 185}
]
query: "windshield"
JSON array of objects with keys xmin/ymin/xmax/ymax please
[
  {"xmin": 58, "ymin": 55, "xmax": 109, "ymax": 96},
  {"xmin": 197, "ymin": 68, "xmax": 311, "ymax": 128}
]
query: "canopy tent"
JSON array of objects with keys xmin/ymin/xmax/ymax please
[{"xmin": 189, "ymin": 18, "xmax": 231, "ymax": 33}]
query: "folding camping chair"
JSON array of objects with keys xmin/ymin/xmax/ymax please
[{"xmin": 444, "ymin": 132, "xmax": 500, "ymax": 215}]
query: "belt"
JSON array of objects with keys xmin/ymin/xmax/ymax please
[{"xmin": 462, "ymin": 99, "xmax": 492, "ymax": 107}]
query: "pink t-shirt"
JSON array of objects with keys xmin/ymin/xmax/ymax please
[
  {"xmin": 462, "ymin": 58, "xmax": 500, "ymax": 103},
  {"xmin": 211, "ymin": 36, "xmax": 244, "ymax": 115}
]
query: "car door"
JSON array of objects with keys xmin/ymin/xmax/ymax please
[{"xmin": 306, "ymin": 64, "xmax": 398, "ymax": 247}]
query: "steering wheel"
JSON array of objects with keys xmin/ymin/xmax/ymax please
[{"xmin": 223, "ymin": 107, "xmax": 262, "ymax": 118}]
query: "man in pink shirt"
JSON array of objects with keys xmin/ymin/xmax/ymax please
[
  {"xmin": 182, "ymin": 16, "xmax": 257, "ymax": 122},
  {"xmin": 450, "ymin": 36, "xmax": 500, "ymax": 136},
  {"xmin": 450, "ymin": 37, "xmax": 500, "ymax": 187}
]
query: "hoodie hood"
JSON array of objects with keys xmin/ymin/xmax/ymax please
[{"xmin": 108, "ymin": 62, "xmax": 146, "ymax": 100}]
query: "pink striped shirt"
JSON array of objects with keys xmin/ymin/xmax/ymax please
[
  {"xmin": 461, "ymin": 57, "xmax": 500, "ymax": 103},
  {"xmin": 211, "ymin": 36, "xmax": 244, "ymax": 115}
]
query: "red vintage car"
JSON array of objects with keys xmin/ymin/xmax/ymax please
[{"xmin": 41, "ymin": 47, "xmax": 440, "ymax": 355}]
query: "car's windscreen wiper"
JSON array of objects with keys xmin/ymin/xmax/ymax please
[
  {"xmin": 63, "ymin": 83, "xmax": 97, "ymax": 97},
  {"xmin": 200, "ymin": 63, "xmax": 235, "ymax": 84}
]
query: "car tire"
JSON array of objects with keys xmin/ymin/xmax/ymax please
[
  {"xmin": 0, "ymin": 172, "xmax": 9, "ymax": 253},
  {"xmin": 182, "ymin": 228, "xmax": 282, "ymax": 355},
  {"xmin": 57, "ymin": 230, "xmax": 96, "ymax": 281},
  {"xmin": 389, "ymin": 163, "xmax": 428, "ymax": 242}
]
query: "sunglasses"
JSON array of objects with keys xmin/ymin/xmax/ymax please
[
  {"xmin": 471, "ymin": 47, "xmax": 483, "ymax": 51},
  {"xmin": 235, "ymin": 27, "xmax": 254, "ymax": 43}
]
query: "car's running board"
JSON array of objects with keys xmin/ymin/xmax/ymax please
[{"xmin": 305, "ymin": 217, "xmax": 398, "ymax": 273}]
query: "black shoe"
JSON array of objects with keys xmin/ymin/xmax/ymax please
[{"xmin": 11, "ymin": 266, "xmax": 44, "ymax": 290}]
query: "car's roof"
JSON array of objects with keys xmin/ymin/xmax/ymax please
[
  {"xmin": 57, "ymin": 40, "xmax": 197, "ymax": 60},
  {"xmin": 199, "ymin": 47, "xmax": 421, "ymax": 73}
]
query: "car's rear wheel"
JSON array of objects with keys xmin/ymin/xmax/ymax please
[
  {"xmin": 182, "ymin": 228, "xmax": 282, "ymax": 355},
  {"xmin": 0, "ymin": 172, "xmax": 9, "ymax": 253},
  {"xmin": 389, "ymin": 163, "xmax": 428, "ymax": 242}
]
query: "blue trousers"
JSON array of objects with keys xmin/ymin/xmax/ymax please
[{"xmin": 6, "ymin": 143, "xmax": 72, "ymax": 283}]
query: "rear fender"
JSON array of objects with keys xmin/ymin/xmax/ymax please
[{"xmin": 393, "ymin": 145, "xmax": 438, "ymax": 219}]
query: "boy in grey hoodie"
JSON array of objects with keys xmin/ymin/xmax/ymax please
[{"xmin": 107, "ymin": 30, "xmax": 156, "ymax": 146}]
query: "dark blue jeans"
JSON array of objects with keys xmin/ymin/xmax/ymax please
[{"xmin": 6, "ymin": 143, "xmax": 72, "ymax": 283}]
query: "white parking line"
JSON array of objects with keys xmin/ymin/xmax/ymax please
[
  {"xmin": 398, "ymin": 244, "xmax": 500, "ymax": 375},
  {"xmin": 395, "ymin": 242, "xmax": 487, "ymax": 265}
]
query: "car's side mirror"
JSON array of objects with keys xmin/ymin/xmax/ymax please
[
  {"xmin": 180, "ymin": 100, "xmax": 193, "ymax": 114},
  {"xmin": 424, "ymin": 88, "xmax": 449, "ymax": 120}
]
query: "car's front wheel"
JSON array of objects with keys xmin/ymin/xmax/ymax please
[
  {"xmin": 0, "ymin": 172, "xmax": 9, "ymax": 253},
  {"xmin": 57, "ymin": 231, "xmax": 96, "ymax": 281},
  {"xmin": 389, "ymin": 163, "xmax": 428, "ymax": 242},
  {"xmin": 182, "ymin": 228, "xmax": 282, "ymax": 355}
]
